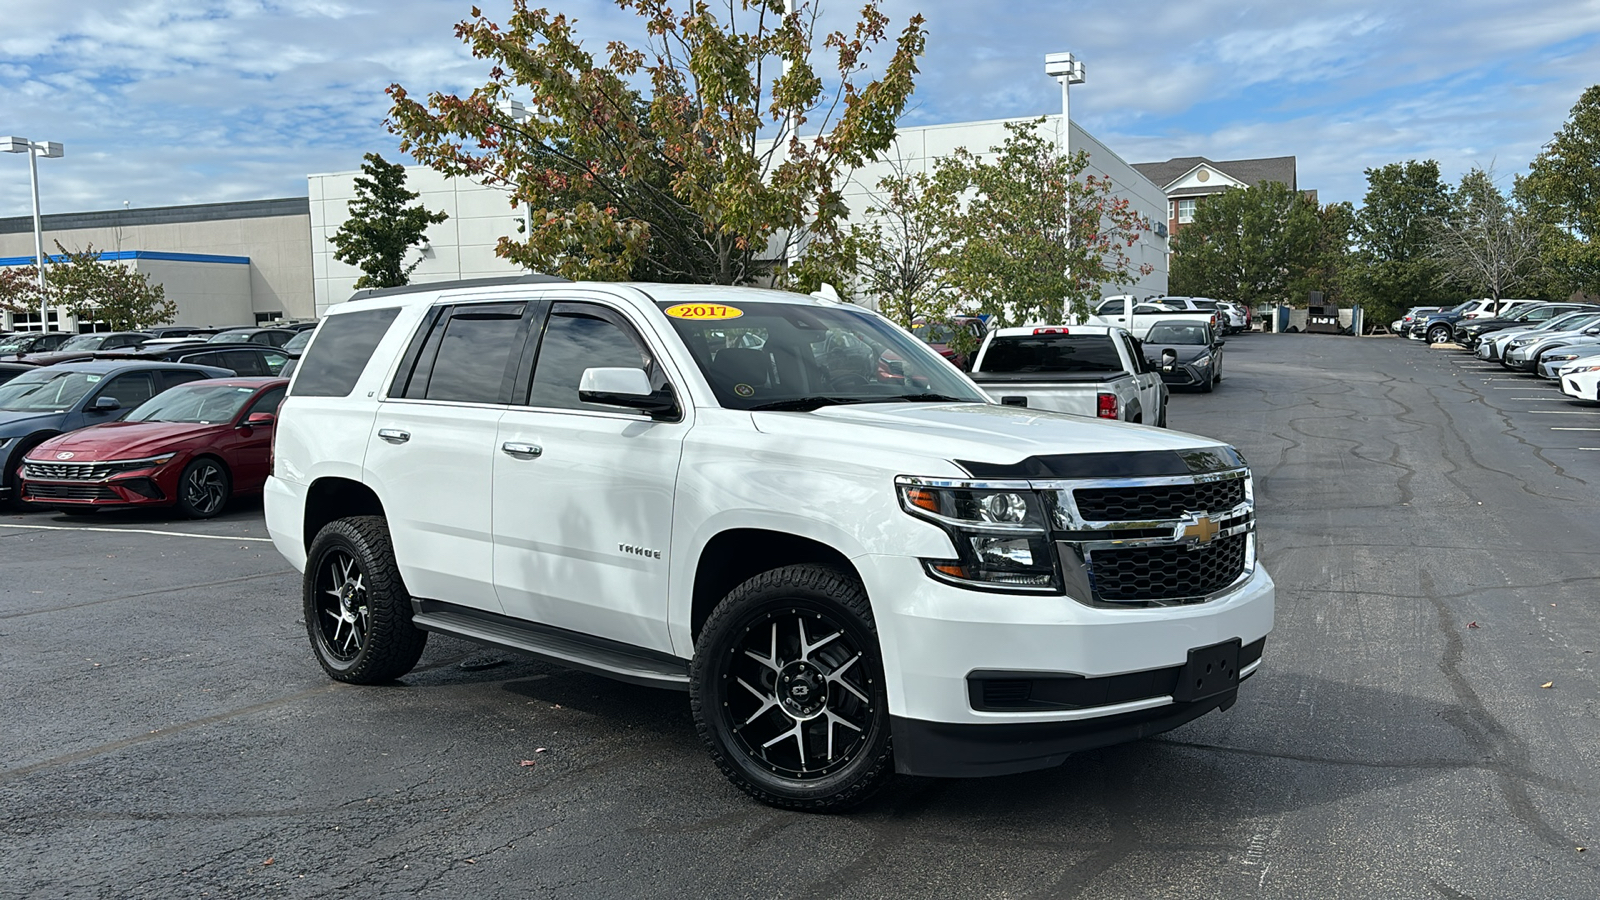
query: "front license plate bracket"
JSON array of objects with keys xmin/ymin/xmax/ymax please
[{"xmin": 1172, "ymin": 638, "xmax": 1241, "ymax": 703}]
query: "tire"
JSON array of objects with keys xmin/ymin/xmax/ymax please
[
  {"xmin": 175, "ymin": 457, "xmax": 232, "ymax": 519},
  {"xmin": 303, "ymin": 517, "xmax": 427, "ymax": 684},
  {"xmin": 1200, "ymin": 369, "xmax": 1215, "ymax": 393},
  {"xmin": 1157, "ymin": 402, "xmax": 1168, "ymax": 428},
  {"xmin": 3, "ymin": 435, "xmax": 52, "ymax": 509},
  {"xmin": 690, "ymin": 564, "xmax": 893, "ymax": 812},
  {"xmin": 1428, "ymin": 325, "xmax": 1451, "ymax": 345}
]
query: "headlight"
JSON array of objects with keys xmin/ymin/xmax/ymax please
[
  {"xmin": 1509, "ymin": 338, "xmax": 1532, "ymax": 347},
  {"xmin": 1192, "ymin": 354, "xmax": 1212, "ymax": 366},
  {"xmin": 1569, "ymin": 365, "xmax": 1600, "ymax": 373},
  {"xmin": 897, "ymin": 478, "xmax": 1059, "ymax": 592},
  {"xmin": 1545, "ymin": 353, "xmax": 1580, "ymax": 362},
  {"xmin": 106, "ymin": 453, "xmax": 177, "ymax": 471}
]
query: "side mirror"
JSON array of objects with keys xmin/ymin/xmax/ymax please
[
  {"xmin": 243, "ymin": 412, "xmax": 276, "ymax": 427},
  {"xmin": 1215, "ymin": 339, "xmax": 1227, "ymax": 347},
  {"xmin": 1160, "ymin": 348, "xmax": 1178, "ymax": 372},
  {"xmin": 578, "ymin": 367, "xmax": 677, "ymax": 419},
  {"xmin": 92, "ymin": 396, "xmax": 121, "ymax": 412}
]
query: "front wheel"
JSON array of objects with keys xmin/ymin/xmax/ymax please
[
  {"xmin": 176, "ymin": 457, "xmax": 231, "ymax": 518},
  {"xmin": 691, "ymin": 564, "xmax": 893, "ymax": 812},
  {"xmin": 304, "ymin": 517, "xmax": 427, "ymax": 684}
]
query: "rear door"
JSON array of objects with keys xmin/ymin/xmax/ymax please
[
  {"xmin": 366, "ymin": 300, "xmax": 530, "ymax": 613},
  {"xmin": 492, "ymin": 297, "xmax": 688, "ymax": 654}
]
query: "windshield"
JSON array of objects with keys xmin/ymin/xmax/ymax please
[
  {"xmin": 57, "ymin": 334, "xmax": 105, "ymax": 350},
  {"xmin": 208, "ymin": 330, "xmax": 251, "ymax": 343},
  {"xmin": 0, "ymin": 370, "xmax": 101, "ymax": 411},
  {"xmin": 126, "ymin": 383, "xmax": 257, "ymax": 424},
  {"xmin": 1145, "ymin": 322, "xmax": 1212, "ymax": 345},
  {"xmin": 284, "ymin": 330, "xmax": 313, "ymax": 352},
  {"xmin": 980, "ymin": 333, "xmax": 1124, "ymax": 373},
  {"xmin": 0, "ymin": 337, "xmax": 35, "ymax": 353},
  {"xmin": 655, "ymin": 300, "xmax": 986, "ymax": 411}
]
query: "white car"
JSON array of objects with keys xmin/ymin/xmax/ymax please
[
  {"xmin": 1559, "ymin": 355, "xmax": 1600, "ymax": 402},
  {"xmin": 265, "ymin": 278, "xmax": 1273, "ymax": 810}
]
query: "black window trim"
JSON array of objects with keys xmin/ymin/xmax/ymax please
[
  {"xmin": 386, "ymin": 298, "xmax": 539, "ymax": 406},
  {"xmin": 515, "ymin": 296, "xmax": 681, "ymax": 421}
]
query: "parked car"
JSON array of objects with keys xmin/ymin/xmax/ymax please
[
  {"xmin": 264, "ymin": 279, "xmax": 1272, "ymax": 810},
  {"xmin": 14, "ymin": 332, "xmax": 155, "ymax": 367},
  {"xmin": 1503, "ymin": 319, "xmax": 1600, "ymax": 371},
  {"xmin": 108, "ymin": 342, "xmax": 295, "ymax": 377},
  {"xmin": 1392, "ymin": 307, "xmax": 1440, "ymax": 335},
  {"xmin": 1454, "ymin": 303, "xmax": 1594, "ymax": 347},
  {"xmin": 21, "ymin": 377, "xmax": 287, "ymax": 518},
  {"xmin": 0, "ymin": 362, "xmax": 40, "ymax": 387},
  {"xmin": 1142, "ymin": 319, "xmax": 1226, "ymax": 392},
  {"xmin": 206, "ymin": 327, "xmax": 298, "ymax": 348},
  {"xmin": 143, "ymin": 325, "xmax": 223, "ymax": 340},
  {"xmin": 1536, "ymin": 335, "xmax": 1600, "ymax": 379},
  {"xmin": 0, "ymin": 332, "xmax": 74, "ymax": 358},
  {"xmin": 0, "ymin": 360, "xmax": 232, "ymax": 504},
  {"xmin": 1477, "ymin": 311, "xmax": 1600, "ymax": 360},
  {"xmin": 910, "ymin": 317, "xmax": 987, "ymax": 370},
  {"xmin": 1559, "ymin": 356, "xmax": 1600, "ymax": 402},
  {"xmin": 282, "ymin": 329, "xmax": 313, "ymax": 354},
  {"xmin": 1086, "ymin": 297, "xmax": 1218, "ymax": 340},
  {"xmin": 1214, "ymin": 300, "xmax": 1249, "ymax": 334},
  {"xmin": 1420, "ymin": 299, "xmax": 1540, "ymax": 344},
  {"xmin": 967, "ymin": 324, "xmax": 1169, "ymax": 423}
]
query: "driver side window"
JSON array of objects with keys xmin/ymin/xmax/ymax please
[{"xmin": 525, "ymin": 303, "xmax": 666, "ymax": 413}]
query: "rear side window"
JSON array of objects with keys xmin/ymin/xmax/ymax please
[
  {"xmin": 391, "ymin": 302, "xmax": 527, "ymax": 404},
  {"xmin": 291, "ymin": 307, "xmax": 401, "ymax": 397},
  {"xmin": 981, "ymin": 334, "xmax": 1124, "ymax": 373}
]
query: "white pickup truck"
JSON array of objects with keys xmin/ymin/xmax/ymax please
[
  {"xmin": 1087, "ymin": 296, "xmax": 1219, "ymax": 341},
  {"xmin": 265, "ymin": 278, "xmax": 1273, "ymax": 811},
  {"xmin": 967, "ymin": 325, "xmax": 1169, "ymax": 427}
]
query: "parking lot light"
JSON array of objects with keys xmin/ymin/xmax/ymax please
[{"xmin": 2, "ymin": 136, "xmax": 66, "ymax": 330}]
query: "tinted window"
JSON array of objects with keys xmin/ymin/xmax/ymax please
[
  {"xmin": 1098, "ymin": 299, "xmax": 1125, "ymax": 315},
  {"xmin": 245, "ymin": 386, "xmax": 288, "ymax": 419},
  {"xmin": 418, "ymin": 306, "xmax": 526, "ymax": 404},
  {"xmin": 223, "ymin": 350, "xmax": 266, "ymax": 376},
  {"xmin": 291, "ymin": 307, "xmax": 402, "ymax": 398},
  {"xmin": 527, "ymin": 304, "xmax": 658, "ymax": 412},
  {"xmin": 260, "ymin": 351, "xmax": 289, "ymax": 375},
  {"xmin": 160, "ymin": 370, "xmax": 210, "ymax": 391},
  {"xmin": 177, "ymin": 351, "xmax": 226, "ymax": 370},
  {"xmin": 980, "ymin": 334, "xmax": 1124, "ymax": 373},
  {"xmin": 98, "ymin": 372, "xmax": 156, "ymax": 407}
]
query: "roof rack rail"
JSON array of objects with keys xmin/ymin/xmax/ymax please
[{"xmin": 347, "ymin": 273, "xmax": 571, "ymax": 302}]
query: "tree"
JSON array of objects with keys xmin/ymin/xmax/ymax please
[
  {"xmin": 1516, "ymin": 85, "xmax": 1600, "ymax": 297},
  {"xmin": 46, "ymin": 243, "xmax": 177, "ymax": 330},
  {"xmin": 1169, "ymin": 181, "xmax": 1322, "ymax": 308},
  {"xmin": 1292, "ymin": 201, "xmax": 1356, "ymax": 309},
  {"xmin": 387, "ymin": 0, "xmax": 926, "ymax": 285},
  {"xmin": 1431, "ymin": 167, "xmax": 1543, "ymax": 302},
  {"xmin": 932, "ymin": 119, "xmax": 1152, "ymax": 327},
  {"xmin": 331, "ymin": 153, "xmax": 449, "ymax": 290},
  {"xmin": 0, "ymin": 266, "xmax": 43, "ymax": 317},
  {"xmin": 1346, "ymin": 160, "xmax": 1459, "ymax": 323}
]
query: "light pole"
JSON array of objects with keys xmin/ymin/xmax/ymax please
[
  {"xmin": 1, "ymin": 136, "xmax": 65, "ymax": 331},
  {"xmin": 498, "ymin": 99, "xmax": 536, "ymax": 243},
  {"xmin": 1043, "ymin": 54, "xmax": 1085, "ymax": 320}
]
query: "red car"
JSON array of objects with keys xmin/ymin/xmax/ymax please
[
  {"xmin": 20, "ymin": 378, "xmax": 287, "ymax": 518},
  {"xmin": 910, "ymin": 317, "xmax": 987, "ymax": 371}
]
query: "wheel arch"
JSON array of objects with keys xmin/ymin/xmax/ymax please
[
  {"xmin": 5, "ymin": 430, "xmax": 63, "ymax": 485},
  {"xmin": 687, "ymin": 528, "xmax": 864, "ymax": 645},
  {"xmin": 302, "ymin": 476, "xmax": 386, "ymax": 554}
]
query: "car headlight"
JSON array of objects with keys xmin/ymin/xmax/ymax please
[
  {"xmin": 1192, "ymin": 354, "xmax": 1212, "ymax": 366},
  {"xmin": 1545, "ymin": 353, "xmax": 1580, "ymax": 362},
  {"xmin": 1569, "ymin": 364, "xmax": 1600, "ymax": 373},
  {"xmin": 1509, "ymin": 338, "xmax": 1532, "ymax": 347},
  {"xmin": 897, "ymin": 478, "xmax": 1059, "ymax": 592},
  {"xmin": 106, "ymin": 453, "xmax": 177, "ymax": 472}
]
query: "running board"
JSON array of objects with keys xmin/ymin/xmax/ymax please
[{"xmin": 410, "ymin": 601, "xmax": 690, "ymax": 691}]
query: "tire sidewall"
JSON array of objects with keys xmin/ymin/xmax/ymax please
[
  {"xmin": 692, "ymin": 568, "xmax": 891, "ymax": 809},
  {"xmin": 302, "ymin": 517, "xmax": 424, "ymax": 683}
]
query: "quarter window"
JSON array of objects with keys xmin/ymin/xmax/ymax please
[{"xmin": 291, "ymin": 307, "xmax": 401, "ymax": 398}]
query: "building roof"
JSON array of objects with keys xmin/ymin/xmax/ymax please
[
  {"xmin": 0, "ymin": 197, "xmax": 309, "ymax": 236},
  {"xmin": 1131, "ymin": 156, "xmax": 1297, "ymax": 194}
]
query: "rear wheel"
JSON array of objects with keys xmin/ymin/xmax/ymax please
[
  {"xmin": 1428, "ymin": 325, "xmax": 1452, "ymax": 344},
  {"xmin": 691, "ymin": 564, "xmax": 892, "ymax": 812},
  {"xmin": 304, "ymin": 517, "xmax": 427, "ymax": 684}
]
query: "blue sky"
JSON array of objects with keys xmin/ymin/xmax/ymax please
[{"xmin": 1, "ymin": 0, "xmax": 1597, "ymax": 218}]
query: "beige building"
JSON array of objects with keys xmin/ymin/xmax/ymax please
[{"xmin": 0, "ymin": 198, "xmax": 314, "ymax": 331}]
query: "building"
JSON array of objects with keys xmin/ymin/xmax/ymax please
[
  {"xmin": 0, "ymin": 198, "xmax": 315, "ymax": 331},
  {"xmin": 1130, "ymin": 156, "xmax": 1299, "ymax": 237},
  {"xmin": 305, "ymin": 114, "xmax": 1170, "ymax": 314}
]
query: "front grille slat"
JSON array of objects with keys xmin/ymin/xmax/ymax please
[
  {"xmin": 1073, "ymin": 479, "xmax": 1245, "ymax": 520},
  {"xmin": 24, "ymin": 482, "xmax": 120, "ymax": 501},
  {"xmin": 1087, "ymin": 533, "xmax": 1248, "ymax": 604},
  {"xmin": 22, "ymin": 462, "xmax": 115, "ymax": 481}
]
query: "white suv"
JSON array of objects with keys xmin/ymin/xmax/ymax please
[{"xmin": 266, "ymin": 277, "xmax": 1275, "ymax": 810}]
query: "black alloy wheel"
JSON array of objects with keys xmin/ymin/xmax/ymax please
[
  {"xmin": 176, "ymin": 457, "xmax": 231, "ymax": 518},
  {"xmin": 304, "ymin": 517, "xmax": 427, "ymax": 684},
  {"xmin": 691, "ymin": 564, "xmax": 892, "ymax": 811}
]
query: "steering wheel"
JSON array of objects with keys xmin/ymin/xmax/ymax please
[{"xmin": 828, "ymin": 373, "xmax": 870, "ymax": 390}]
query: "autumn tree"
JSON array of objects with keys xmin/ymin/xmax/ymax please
[
  {"xmin": 0, "ymin": 266, "xmax": 43, "ymax": 317},
  {"xmin": 1431, "ymin": 167, "xmax": 1543, "ymax": 302},
  {"xmin": 932, "ymin": 120, "xmax": 1152, "ymax": 327},
  {"xmin": 1169, "ymin": 181, "xmax": 1322, "ymax": 308},
  {"xmin": 331, "ymin": 153, "xmax": 449, "ymax": 290},
  {"xmin": 387, "ymin": 0, "xmax": 926, "ymax": 285},
  {"xmin": 1516, "ymin": 85, "xmax": 1600, "ymax": 298},
  {"xmin": 46, "ymin": 243, "xmax": 177, "ymax": 330}
]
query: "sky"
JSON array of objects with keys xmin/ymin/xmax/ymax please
[{"xmin": 1, "ymin": 0, "xmax": 1597, "ymax": 219}]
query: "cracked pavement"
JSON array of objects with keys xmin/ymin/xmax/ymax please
[{"xmin": 2, "ymin": 333, "xmax": 1598, "ymax": 899}]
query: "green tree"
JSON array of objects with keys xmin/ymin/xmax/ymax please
[
  {"xmin": 331, "ymin": 153, "xmax": 449, "ymax": 290},
  {"xmin": 1292, "ymin": 200, "xmax": 1356, "ymax": 309},
  {"xmin": 1431, "ymin": 167, "xmax": 1543, "ymax": 301},
  {"xmin": 47, "ymin": 243, "xmax": 177, "ymax": 330},
  {"xmin": 1346, "ymin": 160, "xmax": 1459, "ymax": 323},
  {"xmin": 932, "ymin": 120, "xmax": 1152, "ymax": 327},
  {"xmin": 1516, "ymin": 84, "xmax": 1600, "ymax": 297},
  {"xmin": 1169, "ymin": 181, "xmax": 1322, "ymax": 308},
  {"xmin": 387, "ymin": 0, "xmax": 926, "ymax": 286}
]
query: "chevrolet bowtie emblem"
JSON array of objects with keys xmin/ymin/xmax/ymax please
[{"xmin": 1179, "ymin": 514, "xmax": 1220, "ymax": 545}]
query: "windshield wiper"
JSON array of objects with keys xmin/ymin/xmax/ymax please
[
  {"xmin": 872, "ymin": 394, "xmax": 979, "ymax": 403},
  {"xmin": 747, "ymin": 396, "xmax": 872, "ymax": 412}
]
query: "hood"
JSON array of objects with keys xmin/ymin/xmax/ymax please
[
  {"xmin": 1142, "ymin": 343, "xmax": 1212, "ymax": 363},
  {"xmin": 750, "ymin": 402, "xmax": 1226, "ymax": 469},
  {"xmin": 0, "ymin": 409, "xmax": 69, "ymax": 436},
  {"xmin": 29, "ymin": 421, "xmax": 225, "ymax": 462}
]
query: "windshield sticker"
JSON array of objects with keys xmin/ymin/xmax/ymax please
[
  {"xmin": 733, "ymin": 383, "xmax": 755, "ymax": 398},
  {"xmin": 86, "ymin": 375, "xmax": 101, "ymax": 382},
  {"xmin": 666, "ymin": 303, "xmax": 743, "ymax": 321}
]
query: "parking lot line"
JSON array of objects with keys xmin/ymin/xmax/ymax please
[
  {"xmin": 1526, "ymin": 410, "xmax": 1600, "ymax": 415},
  {"xmin": 1551, "ymin": 427, "xmax": 1600, "ymax": 431},
  {"xmin": 1509, "ymin": 397, "xmax": 1568, "ymax": 401},
  {"xmin": 0, "ymin": 522, "xmax": 273, "ymax": 542}
]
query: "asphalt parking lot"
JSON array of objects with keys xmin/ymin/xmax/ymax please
[{"xmin": 3, "ymin": 333, "xmax": 1599, "ymax": 899}]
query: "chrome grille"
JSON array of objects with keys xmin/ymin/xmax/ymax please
[
  {"xmin": 22, "ymin": 461, "xmax": 116, "ymax": 481},
  {"xmin": 1073, "ymin": 479, "xmax": 1245, "ymax": 521}
]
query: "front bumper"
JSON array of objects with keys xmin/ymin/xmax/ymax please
[
  {"xmin": 1538, "ymin": 358, "xmax": 1580, "ymax": 379},
  {"xmin": 21, "ymin": 470, "xmax": 173, "ymax": 508},
  {"xmin": 855, "ymin": 554, "xmax": 1275, "ymax": 777},
  {"xmin": 1157, "ymin": 361, "xmax": 1213, "ymax": 387},
  {"xmin": 1563, "ymin": 375, "xmax": 1599, "ymax": 401}
]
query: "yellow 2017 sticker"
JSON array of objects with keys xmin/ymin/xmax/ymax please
[{"xmin": 665, "ymin": 303, "xmax": 743, "ymax": 321}]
